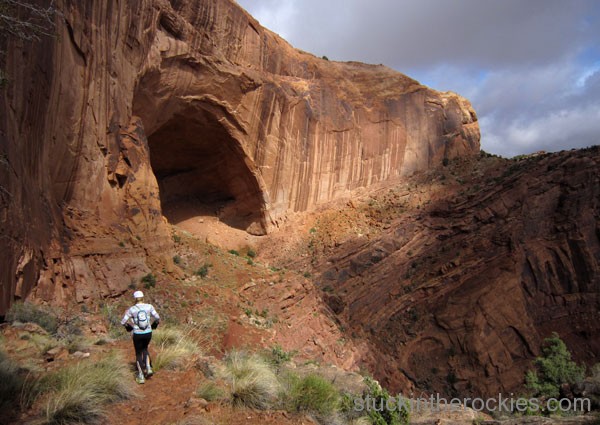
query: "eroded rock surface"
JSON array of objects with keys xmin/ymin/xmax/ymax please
[
  {"xmin": 0, "ymin": 0, "xmax": 478, "ymax": 313},
  {"xmin": 315, "ymin": 148, "xmax": 600, "ymax": 397}
]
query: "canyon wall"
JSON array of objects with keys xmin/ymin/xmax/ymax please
[
  {"xmin": 0, "ymin": 0, "xmax": 479, "ymax": 314},
  {"xmin": 317, "ymin": 148, "xmax": 600, "ymax": 397}
]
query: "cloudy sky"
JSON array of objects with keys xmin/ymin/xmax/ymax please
[{"xmin": 236, "ymin": 0, "xmax": 600, "ymax": 157}]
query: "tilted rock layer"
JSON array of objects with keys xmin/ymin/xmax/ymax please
[
  {"xmin": 0, "ymin": 0, "xmax": 479, "ymax": 313},
  {"xmin": 315, "ymin": 149, "xmax": 600, "ymax": 397}
]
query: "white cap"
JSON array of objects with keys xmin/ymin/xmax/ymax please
[{"xmin": 133, "ymin": 290, "xmax": 144, "ymax": 299}]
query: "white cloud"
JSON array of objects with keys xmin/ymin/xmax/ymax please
[
  {"xmin": 236, "ymin": 0, "xmax": 600, "ymax": 157},
  {"xmin": 485, "ymin": 104, "xmax": 600, "ymax": 157}
]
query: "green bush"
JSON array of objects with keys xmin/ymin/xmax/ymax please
[
  {"xmin": 196, "ymin": 381, "xmax": 227, "ymax": 402},
  {"xmin": 289, "ymin": 374, "xmax": 340, "ymax": 416},
  {"xmin": 363, "ymin": 376, "xmax": 409, "ymax": 425},
  {"xmin": 6, "ymin": 302, "xmax": 59, "ymax": 334},
  {"xmin": 195, "ymin": 263, "xmax": 210, "ymax": 278},
  {"xmin": 246, "ymin": 249, "xmax": 256, "ymax": 258},
  {"xmin": 526, "ymin": 332, "xmax": 585, "ymax": 399},
  {"xmin": 44, "ymin": 352, "xmax": 135, "ymax": 424},
  {"xmin": 228, "ymin": 249, "xmax": 240, "ymax": 256},
  {"xmin": 153, "ymin": 327, "xmax": 199, "ymax": 371},
  {"xmin": 267, "ymin": 344, "xmax": 295, "ymax": 370},
  {"xmin": 141, "ymin": 273, "xmax": 156, "ymax": 289},
  {"xmin": 220, "ymin": 350, "xmax": 280, "ymax": 409}
]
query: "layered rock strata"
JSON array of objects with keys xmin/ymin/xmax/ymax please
[
  {"xmin": 317, "ymin": 149, "xmax": 600, "ymax": 397},
  {"xmin": 0, "ymin": 0, "xmax": 478, "ymax": 313}
]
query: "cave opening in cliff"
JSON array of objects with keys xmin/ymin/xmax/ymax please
[{"xmin": 145, "ymin": 107, "xmax": 266, "ymax": 235}]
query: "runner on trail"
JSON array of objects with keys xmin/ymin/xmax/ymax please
[{"xmin": 121, "ymin": 290, "xmax": 160, "ymax": 384}]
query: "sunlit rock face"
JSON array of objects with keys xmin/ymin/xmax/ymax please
[{"xmin": 0, "ymin": 0, "xmax": 478, "ymax": 312}]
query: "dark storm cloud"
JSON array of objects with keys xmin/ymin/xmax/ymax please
[{"xmin": 237, "ymin": 0, "xmax": 600, "ymax": 157}]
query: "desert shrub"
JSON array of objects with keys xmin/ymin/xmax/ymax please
[
  {"xmin": 194, "ymin": 263, "xmax": 210, "ymax": 278},
  {"xmin": 196, "ymin": 381, "xmax": 227, "ymax": 402},
  {"xmin": 141, "ymin": 273, "xmax": 156, "ymax": 288},
  {"xmin": 526, "ymin": 332, "xmax": 585, "ymax": 399},
  {"xmin": 6, "ymin": 301, "xmax": 59, "ymax": 334},
  {"xmin": 246, "ymin": 249, "xmax": 256, "ymax": 258},
  {"xmin": 100, "ymin": 303, "xmax": 126, "ymax": 340},
  {"xmin": 63, "ymin": 336, "xmax": 90, "ymax": 354},
  {"xmin": 266, "ymin": 344, "xmax": 296, "ymax": 371},
  {"xmin": 152, "ymin": 327, "xmax": 199, "ymax": 371},
  {"xmin": 340, "ymin": 391, "xmax": 369, "ymax": 422},
  {"xmin": 44, "ymin": 352, "xmax": 135, "ymax": 424},
  {"xmin": 288, "ymin": 373, "xmax": 340, "ymax": 416},
  {"xmin": 363, "ymin": 376, "xmax": 409, "ymax": 425},
  {"xmin": 220, "ymin": 350, "xmax": 280, "ymax": 409}
]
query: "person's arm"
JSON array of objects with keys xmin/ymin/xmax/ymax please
[
  {"xmin": 150, "ymin": 305, "xmax": 160, "ymax": 329},
  {"xmin": 121, "ymin": 308, "xmax": 134, "ymax": 331}
]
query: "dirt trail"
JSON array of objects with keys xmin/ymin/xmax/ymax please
[{"xmin": 107, "ymin": 339, "xmax": 316, "ymax": 425}]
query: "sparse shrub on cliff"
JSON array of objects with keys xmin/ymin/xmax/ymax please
[
  {"xmin": 6, "ymin": 301, "xmax": 59, "ymax": 334},
  {"xmin": 194, "ymin": 263, "xmax": 211, "ymax": 278},
  {"xmin": 268, "ymin": 344, "xmax": 296, "ymax": 369},
  {"xmin": 141, "ymin": 273, "xmax": 156, "ymax": 288},
  {"xmin": 525, "ymin": 332, "xmax": 585, "ymax": 399}
]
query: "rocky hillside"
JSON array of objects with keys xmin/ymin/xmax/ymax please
[
  {"xmin": 272, "ymin": 148, "xmax": 599, "ymax": 399},
  {"xmin": 1, "ymin": 0, "xmax": 598, "ymax": 416},
  {"xmin": 0, "ymin": 0, "xmax": 478, "ymax": 315}
]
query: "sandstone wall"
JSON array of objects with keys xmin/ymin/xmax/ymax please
[{"xmin": 0, "ymin": 0, "xmax": 479, "ymax": 314}]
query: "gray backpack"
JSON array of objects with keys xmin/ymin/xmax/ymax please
[{"xmin": 135, "ymin": 307, "xmax": 150, "ymax": 330}]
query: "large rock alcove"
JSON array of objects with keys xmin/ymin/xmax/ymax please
[{"xmin": 140, "ymin": 105, "xmax": 267, "ymax": 235}]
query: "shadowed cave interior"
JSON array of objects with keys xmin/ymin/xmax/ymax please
[{"xmin": 145, "ymin": 107, "xmax": 266, "ymax": 234}]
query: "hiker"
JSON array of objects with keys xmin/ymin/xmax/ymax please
[{"xmin": 121, "ymin": 290, "xmax": 160, "ymax": 384}]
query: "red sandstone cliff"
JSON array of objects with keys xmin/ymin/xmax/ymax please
[
  {"xmin": 312, "ymin": 148, "xmax": 600, "ymax": 397},
  {"xmin": 0, "ymin": 0, "xmax": 479, "ymax": 314}
]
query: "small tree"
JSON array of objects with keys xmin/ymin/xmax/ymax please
[
  {"xmin": 525, "ymin": 333, "xmax": 585, "ymax": 399},
  {"xmin": 0, "ymin": 0, "xmax": 58, "ymax": 86},
  {"xmin": 0, "ymin": 0, "xmax": 57, "ymax": 41}
]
